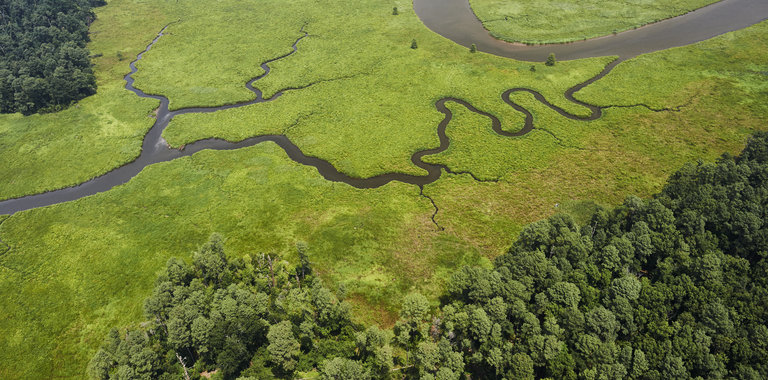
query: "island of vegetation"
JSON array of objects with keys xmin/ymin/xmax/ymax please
[{"xmin": 468, "ymin": 0, "xmax": 720, "ymax": 44}]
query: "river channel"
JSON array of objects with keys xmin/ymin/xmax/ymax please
[{"xmin": 0, "ymin": 0, "xmax": 766, "ymax": 214}]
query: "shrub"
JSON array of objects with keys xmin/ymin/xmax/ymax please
[{"xmin": 545, "ymin": 53, "xmax": 556, "ymax": 66}]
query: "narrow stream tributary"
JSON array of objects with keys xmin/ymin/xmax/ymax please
[{"xmin": 0, "ymin": 0, "xmax": 766, "ymax": 215}]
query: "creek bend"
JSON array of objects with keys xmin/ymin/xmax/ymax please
[
  {"xmin": 413, "ymin": 0, "xmax": 768, "ymax": 61},
  {"xmin": 1, "ymin": 1, "xmax": 767, "ymax": 215}
]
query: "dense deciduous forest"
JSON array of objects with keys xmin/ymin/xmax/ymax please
[
  {"xmin": 90, "ymin": 132, "xmax": 768, "ymax": 379},
  {"xmin": 0, "ymin": 0, "xmax": 104, "ymax": 114}
]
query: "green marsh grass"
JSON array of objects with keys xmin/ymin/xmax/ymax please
[
  {"xmin": 1, "ymin": 0, "xmax": 767, "ymax": 378},
  {"xmin": 0, "ymin": 144, "xmax": 481, "ymax": 378},
  {"xmin": 0, "ymin": 0, "xmax": 177, "ymax": 200},
  {"xmin": 152, "ymin": 0, "xmax": 612, "ymax": 177},
  {"xmin": 469, "ymin": 0, "xmax": 719, "ymax": 44}
]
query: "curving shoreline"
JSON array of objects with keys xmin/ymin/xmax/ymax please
[
  {"xmin": 466, "ymin": 0, "xmax": 722, "ymax": 46},
  {"xmin": 413, "ymin": 0, "xmax": 768, "ymax": 61},
  {"xmin": 1, "ymin": 0, "xmax": 767, "ymax": 215},
  {"xmin": 0, "ymin": 18, "xmax": 597, "ymax": 215}
]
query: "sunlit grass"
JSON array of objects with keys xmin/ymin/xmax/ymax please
[
  {"xmin": 469, "ymin": 0, "xmax": 719, "ymax": 44},
  {"xmin": 0, "ymin": 0, "xmax": 176, "ymax": 201},
  {"xmin": 0, "ymin": 143, "xmax": 482, "ymax": 378},
  {"xmin": 0, "ymin": 0, "xmax": 767, "ymax": 378},
  {"xmin": 153, "ymin": 0, "xmax": 612, "ymax": 177}
]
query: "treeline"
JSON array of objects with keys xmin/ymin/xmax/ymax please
[
  {"xmin": 0, "ymin": 0, "xmax": 104, "ymax": 115},
  {"xmin": 90, "ymin": 132, "xmax": 768, "ymax": 379}
]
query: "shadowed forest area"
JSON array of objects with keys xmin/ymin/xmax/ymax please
[
  {"xmin": 90, "ymin": 132, "xmax": 768, "ymax": 379},
  {"xmin": 0, "ymin": 0, "xmax": 105, "ymax": 114}
]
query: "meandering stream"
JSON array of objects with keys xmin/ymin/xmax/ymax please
[{"xmin": 0, "ymin": 0, "xmax": 766, "ymax": 215}]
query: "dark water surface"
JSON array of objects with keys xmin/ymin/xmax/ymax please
[
  {"xmin": 1, "ymin": 1, "xmax": 767, "ymax": 214},
  {"xmin": 413, "ymin": 0, "xmax": 768, "ymax": 61}
]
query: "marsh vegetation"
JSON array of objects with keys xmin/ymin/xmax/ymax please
[{"xmin": 0, "ymin": 0, "xmax": 766, "ymax": 378}]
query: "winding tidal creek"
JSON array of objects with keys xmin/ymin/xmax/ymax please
[{"xmin": 0, "ymin": 0, "xmax": 766, "ymax": 214}]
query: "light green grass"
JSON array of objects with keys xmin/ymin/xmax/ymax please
[
  {"xmin": 0, "ymin": 143, "xmax": 483, "ymax": 378},
  {"xmin": 152, "ymin": 0, "xmax": 612, "ymax": 178},
  {"xmin": 469, "ymin": 0, "xmax": 719, "ymax": 44},
  {"xmin": 422, "ymin": 101, "xmax": 562, "ymax": 180},
  {"xmin": 130, "ymin": 0, "xmax": 312, "ymax": 110},
  {"xmin": 417, "ymin": 21, "xmax": 768, "ymax": 253},
  {"xmin": 576, "ymin": 20, "xmax": 768, "ymax": 112},
  {"xmin": 423, "ymin": 20, "xmax": 768, "ymax": 189},
  {"xmin": 0, "ymin": 0, "xmax": 177, "ymax": 201}
]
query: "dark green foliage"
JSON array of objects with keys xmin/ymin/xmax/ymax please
[
  {"xmin": 0, "ymin": 0, "xmax": 101, "ymax": 114},
  {"xmin": 217, "ymin": 336, "xmax": 249, "ymax": 377},
  {"xmin": 470, "ymin": 43, "xmax": 477, "ymax": 53},
  {"xmin": 392, "ymin": 6, "xmax": 398, "ymax": 15},
  {"xmin": 295, "ymin": 241, "xmax": 312, "ymax": 279},
  {"xmin": 93, "ymin": 133, "xmax": 768, "ymax": 379},
  {"xmin": 192, "ymin": 233, "xmax": 230, "ymax": 285},
  {"xmin": 321, "ymin": 357, "xmax": 371, "ymax": 379},
  {"xmin": 415, "ymin": 132, "xmax": 768, "ymax": 379},
  {"xmin": 657, "ymin": 132, "xmax": 768, "ymax": 261},
  {"xmin": 354, "ymin": 326, "xmax": 394, "ymax": 376},
  {"xmin": 91, "ymin": 235, "xmax": 358, "ymax": 379},
  {"xmin": 411, "ymin": 39, "xmax": 418, "ymax": 49},
  {"xmin": 393, "ymin": 293, "xmax": 430, "ymax": 347},
  {"xmin": 546, "ymin": 53, "xmax": 556, "ymax": 66},
  {"xmin": 267, "ymin": 321, "xmax": 300, "ymax": 374}
]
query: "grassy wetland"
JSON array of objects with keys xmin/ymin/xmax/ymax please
[
  {"xmin": 0, "ymin": 0, "xmax": 767, "ymax": 377},
  {"xmin": 469, "ymin": 0, "xmax": 721, "ymax": 44}
]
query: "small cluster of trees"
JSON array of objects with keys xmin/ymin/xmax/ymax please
[
  {"xmin": 88, "ymin": 235, "xmax": 372, "ymax": 379},
  {"xmin": 91, "ymin": 132, "xmax": 768, "ymax": 379},
  {"xmin": 0, "ymin": 0, "xmax": 104, "ymax": 114}
]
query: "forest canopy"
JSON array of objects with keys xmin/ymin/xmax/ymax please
[
  {"xmin": 0, "ymin": 0, "xmax": 104, "ymax": 114},
  {"xmin": 90, "ymin": 132, "xmax": 768, "ymax": 379}
]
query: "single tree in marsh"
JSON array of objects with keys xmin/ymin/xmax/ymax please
[{"xmin": 546, "ymin": 53, "xmax": 556, "ymax": 66}]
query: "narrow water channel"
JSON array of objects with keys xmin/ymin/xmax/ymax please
[{"xmin": 0, "ymin": 0, "xmax": 766, "ymax": 215}]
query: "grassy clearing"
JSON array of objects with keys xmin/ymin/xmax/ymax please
[
  {"xmin": 130, "ymin": 0, "xmax": 311, "ymax": 110},
  {"xmin": 469, "ymin": 0, "xmax": 719, "ymax": 44},
  {"xmin": 0, "ymin": 143, "xmax": 483, "ymax": 378},
  {"xmin": 0, "ymin": 0, "xmax": 176, "ymax": 201},
  {"xmin": 423, "ymin": 20, "xmax": 768, "ymax": 189},
  {"xmin": 422, "ymin": 102, "xmax": 563, "ymax": 180},
  {"xmin": 418, "ymin": 21, "xmax": 768, "ymax": 261},
  {"xmin": 577, "ymin": 19, "xmax": 768, "ymax": 113},
  {"xmin": 153, "ymin": 0, "xmax": 611, "ymax": 177}
]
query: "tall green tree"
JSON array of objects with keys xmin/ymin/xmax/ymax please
[{"xmin": 267, "ymin": 321, "xmax": 300, "ymax": 374}]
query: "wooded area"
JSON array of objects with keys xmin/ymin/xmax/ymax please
[
  {"xmin": 0, "ymin": 0, "xmax": 104, "ymax": 114},
  {"xmin": 89, "ymin": 132, "xmax": 768, "ymax": 379}
]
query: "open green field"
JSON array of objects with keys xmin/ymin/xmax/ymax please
[
  {"xmin": 469, "ymin": 0, "xmax": 720, "ymax": 44},
  {"xmin": 0, "ymin": 0, "xmax": 767, "ymax": 377},
  {"xmin": 0, "ymin": 144, "xmax": 478, "ymax": 377},
  {"xmin": 0, "ymin": 2, "xmax": 175, "ymax": 201}
]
